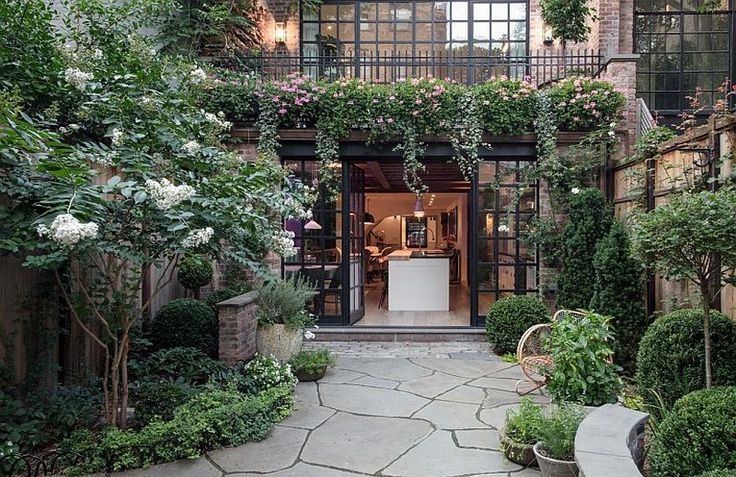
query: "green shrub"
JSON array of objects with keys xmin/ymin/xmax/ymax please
[
  {"xmin": 151, "ymin": 299, "xmax": 217, "ymax": 356},
  {"xmin": 485, "ymin": 295, "xmax": 549, "ymax": 354},
  {"xmin": 636, "ymin": 309, "xmax": 736, "ymax": 407},
  {"xmin": 256, "ymin": 276, "xmax": 317, "ymax": 329},
  {"xmin": 590, "ymin": 222, "xmax": 648, "ymax": 374},
  {"xmin": 44, "ymin": 384, "xmax": 102, "ymax": 441},
  {"xmin": 557, "ymin": 188, "xmax": 613, "ymax": 310},
  {"xmin": 649, "ymin": 387, "xmax": 736, "ymax": 477},
  {"xmin": 177, "ymin": 255, "xmax": 213, "ymax": 290},
  {"xmin": 535, "ymin": 403, "xmax": 585, "ymax": 461},
  {"xmin": 633, "ymin": 126, "xmax": 677, "ymax": 160},
  {"xmin": 62, "ymin": 385, "xmax": 293, "ymax": 474},
  {"xmin": 695, "ymin": 471, "xmax": 736, "ymax": 477},
  {"xmin": 0, "ymin": 390, "xmax": 46, "ymax": 453},
  {"xmin": 132, "ymin": 380, "xmax": 197, "ymax": 426},
  {"xmin": 289, "ymin": 349, "xmax": 336, "ymax": 377},
  {"xmin": 548, "ymin": 78, "xmax": 625, "ymax": 132},
  {"xmin": 197, "ymin": 69, "xmax": 258, "ymax": 123},
  {"xmin": 502, "ymin": 397, "xmax": 544, "ymax": 445},
  {"xmin": 547, "ymin": 311, "xmax": 622, "ymax": 405},
  {"xmin": 136, "ymin": 347, "xmax": 227, "ymax": 385},
  {"xmin": 475, "ymin": 78, "xmax": 537, "ymax": 135}
]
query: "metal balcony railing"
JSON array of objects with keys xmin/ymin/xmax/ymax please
[{"xmin": 212, "ymin": 49, "xmax": 604, "ymax": 87}]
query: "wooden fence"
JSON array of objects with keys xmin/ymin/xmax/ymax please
[{"xmin": 612, "ymin": 116, "xmax": 736, "ymax": 319}]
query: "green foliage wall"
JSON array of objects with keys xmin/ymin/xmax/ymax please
[
  {"xmin": 557, "ymin": 189, "xmax": 613, "ymax": 310},
  {"xmin": 590, "ymin": 222, "xmax": 647, "ymax": 374}
]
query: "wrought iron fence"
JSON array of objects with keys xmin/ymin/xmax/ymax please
[{"xmin": 211, "ymin": 48, "xmax": 604, "ymax": 87}]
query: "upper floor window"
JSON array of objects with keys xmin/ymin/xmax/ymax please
[
  {"xmin": 301, "ymin": 0, "xmax": 529, "ymax": 63},
  {"xmin": 634, "ymin": 0, "xmax": 733, "ymax": 115}
]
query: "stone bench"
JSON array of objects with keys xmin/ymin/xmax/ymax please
[{"xmin": 575, "ymin": 403, "xmax": 649, "ymax": 477}]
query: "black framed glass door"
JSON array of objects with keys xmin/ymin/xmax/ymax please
[{"xmin": 344, "ymin": 162, "xmax": 366, "ymax": 324}]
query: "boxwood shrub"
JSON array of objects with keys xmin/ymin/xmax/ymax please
[
  {"xmin": 649, "ymin": 387, "xmax": 736, "ymax": 477},
  {"xmin": 177, "ymin": 254, "xmax": 213, "ymax": 291},
  {"xmin": 485, "ymin": 295, "xmax": 549, "ymax": 354},
  {"xmin": 151, "ymin": 299, "xmax": 217, "ymax": 356},
  {"xmin": 636, "ymin": 309, "xmax": 736, "ymax": 406},
  {"xmin": 695, "ymin": 471, "xmax": 736, "ymax": 477}
]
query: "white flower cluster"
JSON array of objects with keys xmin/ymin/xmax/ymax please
[
  {"xmin": 64, "ymin": 67, "xmax": 93, "ymax": 91},
  {"xmin": 571, "ymin": 187, "xmax": 581, "ymax": 195},
  {"xmin": 181, "ymin": 227, "xmax": 214, "ymax": 248},
  {"xmin": 304, "ymin": 330, "xmax": 315, "ymax": 340},
  {"xmin": 92, "ymin": 48, "xmax": 104, "ymax": 60},
  {"xmin": 271, "ymin": 230, "xmax": 296, "ymax": 257},
  {"xmin": 144, "ymin": 178, "xmax": 195, "ymax": 209},
  {"xmin": 37, "ymin": 214, "xmax": 99, "ymax": 247},
  {"xmin": 189, "ymin": 67, "xmax": 208, "ymax": 84},
  {"xmin": 111, "ymin": 128, "xmax": 124, "ymax": 147},
  {"xmin": 181, "ymin": 140, "xmax": 201, "ymax": 155},
  {"xmin": 204, "ymin": 112, "xmax": 232, "ymax": 131}
]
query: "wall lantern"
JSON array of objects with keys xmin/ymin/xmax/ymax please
[
  {"xmin": 274, "ymin": 22, "xmax": 287, "ymax": 45},
  {"xmin": 543, "ymin": 24, "xmax": 554, "ymax": 46}
]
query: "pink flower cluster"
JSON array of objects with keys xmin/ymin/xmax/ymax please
[{"xmin": 269, "ymin": 73, "xmax": 325, "ymax": 117}]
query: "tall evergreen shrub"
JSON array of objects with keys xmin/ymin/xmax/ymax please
[
  {"xmin": 557, "ymin": 189, "xmax": 613, "ymax": 310},
  {"xmin": 590, "ymin": 222, "xmax": 647, "ymax": 374}
]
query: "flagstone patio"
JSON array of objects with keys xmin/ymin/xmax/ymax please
[{"xmin": 118, "ymin": 352, "xmax": 546, "ymax": 477}]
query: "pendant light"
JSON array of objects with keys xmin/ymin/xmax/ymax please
[
  {"xmin": 413, "ymin": 194, "xmax": 425, "ymax": 218},
  {"xmin": 304, "ymin": 219, "xmax": 322, "ymax": 230}
]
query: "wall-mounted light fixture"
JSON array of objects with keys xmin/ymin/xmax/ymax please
[
  {"xmin": 543, "ymin": 24, "xmax": 554, "ymax": 46},
  {"xmin": 274, "ymin": 22, "xmax": 287, "ymax": 45}
]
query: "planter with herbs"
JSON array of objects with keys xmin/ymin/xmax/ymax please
[
  {"xmin": 288, "ymin": 349, "xmax": 336, "ymax": 381},
  {"xmin": 255, "ymin": 276, "xmax": 317, "ymax": 362},
  {"xmin": 533, "ymin": 403, "xmax": 585, "ymax": 477},
  {"xmin": 500, "ymin": 397, "xmax": 545, "ymax": 466}
]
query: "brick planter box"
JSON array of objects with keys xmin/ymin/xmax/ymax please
[{"xmin": 217, "ymin": 291, "xmax": 259, "ymax": 365}]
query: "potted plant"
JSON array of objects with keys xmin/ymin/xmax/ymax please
[
  {"xmin": 533, "ymin": 403, "xmax": 585, "ymax": 477},
  {"xmin": 288, "ymin": 349, "xmax": 336, "ymax": 381},
  {"xmin": 500, "ymin": 397, "xmax": 544, "ymax": 466},
  {"xmin": 255, "ymin": 276, "xmax": 317, "ymax": 362}
]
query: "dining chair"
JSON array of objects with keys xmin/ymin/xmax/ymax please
[{"xmin": 323, "ymin": 264, "xmax": 342, "ymax": 314}]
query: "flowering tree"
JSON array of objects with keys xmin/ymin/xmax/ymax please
[{"xmin": 1, "ymin": 0, "xmax": 312, "ymax": 428}]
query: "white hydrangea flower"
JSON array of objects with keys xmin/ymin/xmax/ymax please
[
  {"xmin": 92, "ymin": 48, "xmax": 103, "ymax": 60},
  {"xmin": 571, "ymin": 187, "xmax": 581, "ymax": 194},
  {"xmin": 189, "ymin": 67, "xmax": 207, "ymax": 84},
  {"xmin": 271, "ymin": 230, "xmax": 296, "ymax": 257},
  {"xmin": 64, "ymin": 67, "xmax": 93, "ymax": 91},
  {"xmin": 37, "ymin": 214, "xmax": 99, "ymax": 247},
  {"xmin": 498, "ymin": 224, "xmax": 509, "ymax": 233},
  {"xmin": 144, "ymin": 178, "xmax": 195, "ymax": 209},
  {"xmin": 304, "ymin": 330, "xmax": 315, "ymax": 340},
  {"xmin": 181, "ymin": 140, "xmax": 201, "ymax": 155},
  {"xmin": 204, "ymin": 112, "xmax": 232, "ymax": 131},
  {"xmin": 181, "ymin": 227, "xmax": 214, "ymax": 248},
  {"xmin": 111, "ymin": 128, "xmax": 124, "ymax": 147}
]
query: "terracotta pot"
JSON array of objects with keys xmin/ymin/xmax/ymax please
[
  {"xmin": 500, "ymin": 432, "xmax": 537, "ymax": 467},
  {"xmin": 294, "ymin": 366, "xmax": 327, "ymax": 382},
  {"xmin": 256, "ymin": 324, "xmax": 303, "ymax": 362},
  {"xmin": 533, "ymin": 442, "xmax": 578, "ymax": 477}
]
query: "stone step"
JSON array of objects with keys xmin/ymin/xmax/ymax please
[{"xmin": 312, "ymin": 326, "xmax": 487, "ymax": 342}]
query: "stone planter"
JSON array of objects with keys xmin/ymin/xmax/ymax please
[
  {"xmin": 294, "ymin": 366, "xmax": 328, "ymax": 382},
  {"xmin": 500, "ymin": 432, "xmax": 537, "ymax": 467},
  {"xmin": 533, "ymin": 442, "xmax": 578, "ymax": 477},
  {"xmin": 256, "ymin": 324, "xmax": 303, "ymax": 362}
]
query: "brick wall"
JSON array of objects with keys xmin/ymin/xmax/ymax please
[
  {"xmin": 259, "ymin": 0, "xmax": 300, "ymax": 55},
  {"xmin": 217, "ymin": 291, "xmax": 259, "ymax": 365},
  {"xmin": 598, "ymin": 56, "xmax": 638, "ymax": 152}
]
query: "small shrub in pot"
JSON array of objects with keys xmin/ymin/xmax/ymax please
[
  {"xmin": 500, "ymin": 397, "xmax": 544, "ymax": 466},
  {"xmin": 533, "ymin": 403, "xmax": 585, "ymax": 477},
  {"xmin": 485, "ymin": 295, "xmax": 549, "ymax": 354},
  {"xmin": 288, "ymin": 349, "xmax": 336, "ymax": 381}
]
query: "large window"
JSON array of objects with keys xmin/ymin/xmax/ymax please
[
  {"xmin": 301, "ymin": 0, "xmax": 529, "ymax": 81},
  {"xmin": 635, "ymin": 0, "xmax": 734, "ymax": 116}
]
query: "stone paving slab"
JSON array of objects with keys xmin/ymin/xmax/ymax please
[{"xmin": 105, "ymin": 352, "xmax": 543, "ymax": 477}]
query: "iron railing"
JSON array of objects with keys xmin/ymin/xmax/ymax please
[
  {"xmin": 636, "ymin": 97, "xmax": 657, "ymax": 139},
  {"xmin": 212, "ymin": 49, "xmax": 604, "ymax": 87}
]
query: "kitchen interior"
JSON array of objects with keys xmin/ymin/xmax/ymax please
[{"xmin": 356, "ymin": 190, "xmax": 470, "ymax": 327}]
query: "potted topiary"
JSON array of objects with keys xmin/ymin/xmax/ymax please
[
  {"xmin": 533, "ymin": 403, "xmax": 585, "ymax": 477},
  {"xmin": 288, "ymin": 349, "xmax": 336, "ymax": 381},
  {"xmin": 255, "ymin": 276, "xmax": 317, "ymax": 362},
  {"xmin": 500, "ymin": 397, "xmax": 544, "ymax": 466}
]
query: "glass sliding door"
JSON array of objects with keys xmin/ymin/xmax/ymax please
[
  {"xmin": 345, "ymin": 163, "xmax": 366, "ymax": 324},
  {"xmin": 473, "ymin": 159, "xmax": 538, "ymax": 325}
]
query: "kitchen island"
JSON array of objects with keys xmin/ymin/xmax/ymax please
[{"xmin": 386, "ymin": 249, "xmax": 451, "ymax": 311}]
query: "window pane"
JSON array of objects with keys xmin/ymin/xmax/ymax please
[
  {"xmin": 509, "ymin": 3, "xmax": 525, "ymax": 20},
  {"xmin": 473, "ymin": 3, "xmax": 490, "ymax": 20},
  {"xmin": 491, "ymin": 3, "xmax": 508, "ymax": 20}
]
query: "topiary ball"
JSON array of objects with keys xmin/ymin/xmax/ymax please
[
  {"xmin": 151, "ymin": 298, "xmax": 217, "ymax": 356},
  {"xmin": 636, "ymin": 308, "xmax": 736, "ymax": 407},
  {"xmin": 648, "ymin": 386, "xmax": 736, "ymax": 477},
  {"xmin": 177, "ymin": 254, "xmax": 213, "ymax": 290},
  {"xmin": 486, "ymin": 295, "xmax": 549, "ymax": 354}
]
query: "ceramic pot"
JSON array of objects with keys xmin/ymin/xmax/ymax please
[
  {"xmin": 533, "ymin": 442, "xmax": 578, "ymax": 477},
  {"xmin": 500, "ymin": 432, "xmax": 536, "ymax": 466},
  {"xmin": 294, "ymin": 366, "xmax": 328, "ymax": 382},
  {"xmin": 256, "ymin": 324, "xmax": 303, "ymax": 362}
]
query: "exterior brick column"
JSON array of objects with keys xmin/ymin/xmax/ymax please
[
  {"xmin": 598, "ymin": 54, "xmax": 639, "ymax": 151},
  {"xmin": 217, "ymin": 291, "xmax": 259, "ymax": 365}
]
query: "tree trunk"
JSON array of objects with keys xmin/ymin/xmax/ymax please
[
  {"xmin": 119, "ymin": 337, "xmax": 130, "ymax": 429},
  {"xmin": 702, "ymin": 284, "xmax": 713, "ymax": 388}
]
